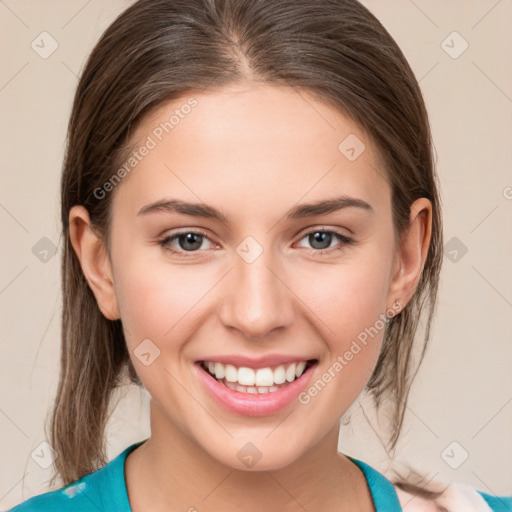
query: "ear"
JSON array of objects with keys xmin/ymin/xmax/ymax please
[
  {"xmin": 68, "ymin": 205, "xmax": 120, "ymax": 320},
  {"xmin": 386, "ymin": 198, "xmax": 432, "ymax": 313}
]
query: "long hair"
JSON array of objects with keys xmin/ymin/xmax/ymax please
[{"xmin": 47, "ymin": 0, "xmax": 443, "ymax": 487}]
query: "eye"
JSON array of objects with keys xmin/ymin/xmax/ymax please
[
  {"xmin": 296, "ymin": 229, "xmax": 353, "ymax": 253},
  {"xmin": 158, "ymin": 230, "xmax": 216, "ymax": 257},
  {"xmin": 157, "ymin": 228, "xmax": 354, "ymax": 258}
]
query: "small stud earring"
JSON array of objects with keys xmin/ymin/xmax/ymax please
[{"xmin": 385, "ymin": 299, "xmax": 402, "ymax": 323}]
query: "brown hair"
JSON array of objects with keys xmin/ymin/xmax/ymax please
[{"xmin": 47, "ymin": 0, "xmax": 443, "ymax": 489}]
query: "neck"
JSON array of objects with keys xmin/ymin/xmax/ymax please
[{"xmin": 125, "ymin": 400, "xmax": 375, "ymax": 512}]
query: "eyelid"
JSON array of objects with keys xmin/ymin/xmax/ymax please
[
  {"xmin": 295, "ymin": 225, "xmax": 351, "ymax": 240},
  {"xmin": 158, "ymin": 226, "xmax": 354, "ymax": 257},
  {"xmin": 158, "ymin": 228, "xmax": 218, "ymax": 256},
  {"xmin": 293, "ymin": 227, "xmax": 353, "ymax": 251}
]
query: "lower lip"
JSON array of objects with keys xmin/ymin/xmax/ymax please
[{"xmin": 194, "ymin": 361, "xmax": 317, "ymax": 416}]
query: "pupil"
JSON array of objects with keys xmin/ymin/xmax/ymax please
[
  {"xmin": 179, "ymin": 233, "xmax": 202, "ymax": 251},
  {"xmin": 310, "ymin": 232, "xmax": 332, "ymax": 250}
]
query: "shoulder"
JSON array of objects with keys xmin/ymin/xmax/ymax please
[
  {"xmin": 347, "ymin": 453, "xmax": 511, "ymax": 512},
  {"xmin": 394, "ymin": 482, "xmax": 512, "ymax": 512},
  {"xmin": 7, "ymin": 479, "xmax": 96, "ymax": 512},
  {"xmin": 6, "ymin": 442, "xmax": 143, "ymax": 512}
]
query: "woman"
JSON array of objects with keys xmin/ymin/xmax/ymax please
[{"xmin": 8, "ymin": 0, "xmax": 511, "ymax": 510}]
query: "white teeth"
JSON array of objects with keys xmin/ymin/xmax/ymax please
[
  {"xmin": 295, "ymin": 361, "xmax": 306, "ymax": 377},
  {"xmin": 224, "ymin": 364, "xmax": 238, "ymax": 383},
  {"xmin": 221, "ymin": 380, "xmax": 285, "ymax": 394},
  {"xmin": 273, "ymin": 365, "xmax": 286, "ymax": 384},
  {"xmin": 237, "ymin": 367, "xmax": 255, "ymax": 386},
  {"xmin": 201, "ymin": 359, "xmax": 312, "ymax": 391},
  {"xmin": 255, "ymin": 368, "xmax": 274, "ymax": 387},
  {"xmin": 285, "ymin": 363, "xmax": 297, "ymax": 382},
  {"xmin": 214, "ymin": 362, "xmax": 225, "ymax": 380}
]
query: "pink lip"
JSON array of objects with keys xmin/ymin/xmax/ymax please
[
  {"xmin": 194, "ymin": 360, "xmax": 318, "ymax": 417},
  {"xmin": 196, "ymin": 354, "xmax": 316, "ymax": 369}
]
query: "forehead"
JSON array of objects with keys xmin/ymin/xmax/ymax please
[{"xmin": 113, "ymin": 84, "xmax": 390, "ymax": 216}]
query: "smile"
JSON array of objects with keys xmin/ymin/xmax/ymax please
[
  {"xmin": 195, "ymin": 358, "xmax": 318, "ymax": 416},
  {"xmin": 200, "ymin": 360, "xmax": 315, "ymax": 393}
]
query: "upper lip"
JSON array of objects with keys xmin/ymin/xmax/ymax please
[{"xmin": 196, "ymin": 355, "xmax": 318, "ymax": 369}]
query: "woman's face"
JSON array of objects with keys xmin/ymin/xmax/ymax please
[{"xmin": 95, "ymin": 84, "xmax": 412, "ymax": 469}]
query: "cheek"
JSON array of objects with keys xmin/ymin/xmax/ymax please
[
  {"xmin": 292, "ymin": 256, "xmax": 390, "ymax": 343},
  {"xmin": 113, "ymin": 253, "xmax": 216, "ymax": 347},
  {"xmin": 113, "ymin": 255, "xmax": 219, "ymax": 404},
  {"xmin": 289, "ymin": 252, "xmax": 391, "ymax": 398}
]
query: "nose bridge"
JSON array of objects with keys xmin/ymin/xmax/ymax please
[{"xmin": 218, "ymin": 242, "xmax": 293, "ymax": 339}]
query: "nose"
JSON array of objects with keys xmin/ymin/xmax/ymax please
[{"xmin": 218, "ymin": 248, "xmax": 294, "ymax": 340}]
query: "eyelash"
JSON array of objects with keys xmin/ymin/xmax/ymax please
[{"xmin": 157, "ymin": 228, "xmax": 354, "ymax": 258}]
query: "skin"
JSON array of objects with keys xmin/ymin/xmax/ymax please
[{"xmin": 69, "ymin": 83, "xmax": 432, "ymax": 511}]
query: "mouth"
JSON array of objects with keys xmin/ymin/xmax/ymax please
[
  {"xmin": 194, "ymin": 358, "xmax": 318, "ymax": 416},
  {"xmin": 198, "ymin": 359, "xmax": 318, "ymax": 394}
]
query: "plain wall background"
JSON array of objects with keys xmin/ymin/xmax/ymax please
[{"xmin": 1, "ymin": 0, "xmax": 511, "ymax": 509}]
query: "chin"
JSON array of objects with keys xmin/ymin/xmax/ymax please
[{"xmin": 206, "ymin": 439, "xmax": 307, "ymax": 473}]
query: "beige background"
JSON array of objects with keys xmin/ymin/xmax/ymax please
[{"xmin": 1, "ymin": 0, "xmax": 511, "ymax": 509}]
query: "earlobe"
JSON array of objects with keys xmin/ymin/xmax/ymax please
[
  {"xmin": 387, "ymin": 198, "xmax": 432, "ymax": 310},
  {"xmin": 68, "ymin": 205, "xmax": 121, "ymax": 320}
]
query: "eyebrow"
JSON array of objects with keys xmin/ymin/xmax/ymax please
[
  {"xmin": 137, "ymin": 195, "xmax": 374, "ymax": 222},
  {"xmin": 288, "ymin": 196, "xmax": 373, "ymax": 218}
]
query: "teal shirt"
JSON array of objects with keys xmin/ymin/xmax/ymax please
[{"xmin": 8, "ymin": 440, "xmax": 512, "ymax": 511}]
